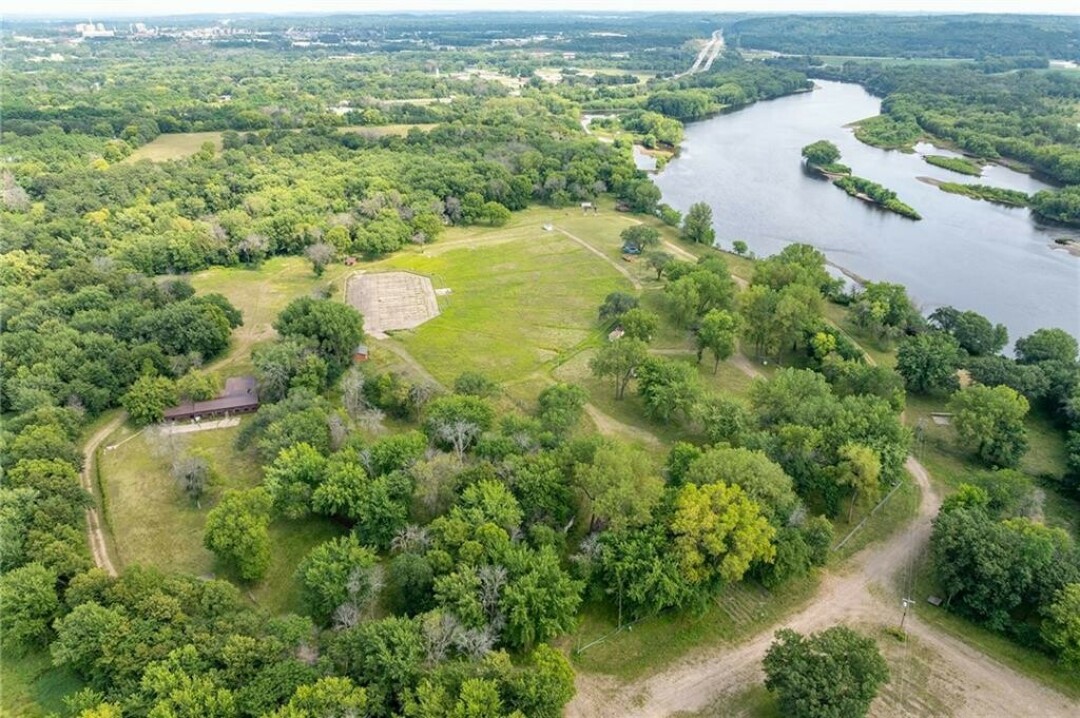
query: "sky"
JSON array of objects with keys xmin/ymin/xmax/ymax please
[{"xmin": 15, "ymin": 0, "xmax": 1080, "ymax": 19}]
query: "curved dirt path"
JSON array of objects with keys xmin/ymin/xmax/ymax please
[
  {"xmin": 583, "ymin": 403, "xmax": 663, "ymax": 449},
  {"xmin": 568, "ymin": 457, "xmax": 1078, "ymax": 717},
  {"xmin": 555, "ymin": 227, "xmax": 642, "ymax": 290},
  {"xmin": 81, "ymin": 415, "xmax": 124, "ymax": 577}
]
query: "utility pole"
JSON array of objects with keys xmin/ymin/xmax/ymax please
[{"xmin": 900, "ymin": 597, "xmax": 915, "ymax": 631}]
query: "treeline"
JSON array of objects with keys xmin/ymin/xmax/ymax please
[
  {"xmin": 727, "ymin": 14, "xmax": 1080, "ymax": 60},
  {"xmin": 834, "ymin": 174, "xmax": 921, "ymax": 220},
  {"xmin": 937, "ymin": 182, "xmax": 1029, "ymax": 208},
  {"xmin": 643, "ymin": 57, "xmax": 810, "ymax": 120}
]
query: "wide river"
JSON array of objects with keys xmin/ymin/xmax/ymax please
[{"xmin": 653, "ymin": 80, "xmax": 1079, "ymax": 343}]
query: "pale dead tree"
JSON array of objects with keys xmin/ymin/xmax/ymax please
[
  {"xmin": 421, "ymin": 611, "xmax": 463, "ymax": 665},
  {"xmin": 237, "ymin": 233, "xmax": 269, "ymax": 264},
  {"xmin": 341, "ymin": 367, "xmax": 368, "ymax": 421},
  {"xmin": 477, "ymin": 564, "xmax": 507, "ymax": 625},
  {"xmin": 356, "ymin": 408, "xmax": 386, "ymax": 435},
  {"xmin": 172, "ymin": 455, "xmax": 210, "ymax": 507},
  {"xmin": 433, "ymin": 419, "xmax": 481, "ymax": 461},
  {"xmin": 304, "ymin": 241, "xmax": 335, "ymax": 277},
  {"xmin": 407, "ymin": 382, "xmax": 439, "ymax": 419},
  {"xmin": 569, "ymin": 533, "xmax": 601, "ymax": 572},
  {"xmin": 332, "ymin": 601, "xmax": 361, "ymax": 631},
  {"xmin": 332, "ymin": 565, "xmax": 383, "ymax": 630},
  {"xmin": 358, "ymin": 447, "xmax": 376, "ymax": 479},
  {"xmin": 328, "ymin": 413, "xmax": 348, "ymax": 452},
  {"xmin": 454, "ymin": 625, "xmax": 497, "ymax": 661},
  {"xmin": 1, "ymin": 171, "xmax": 30, "ymax": 211},
  {"xmin": 390, "ymin": 525, "xmax": 430, "ymax": 554}
]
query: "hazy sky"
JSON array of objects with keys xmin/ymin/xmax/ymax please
[{"xmin": 18, "ymin": 0, "xmax": 1080, "ymax": 19}]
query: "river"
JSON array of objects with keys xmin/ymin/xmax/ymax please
[{"xmin": 653, "ymin": 80, "xmax": 1079, "ymax": 343}]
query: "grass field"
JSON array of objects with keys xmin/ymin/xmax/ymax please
[
  {"xmin": 125, "ymin": 124, "xmax": 436, "ymax": 162},
  {"xmin": 0, "ymin": 650, "xmax": 82, "ymax": 718},
  {"xmin": 569, "ymin": 575, "xmax": 821, "ymax": 681},
  {"xmin": 98, "ymin": 419, "xmax": 343, "ymax": 614}
]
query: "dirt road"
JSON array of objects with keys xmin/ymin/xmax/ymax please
[
  {"xmin": 81, "ymin": 415, "xmax": 124, "ymax": 577},
  {"xmin": 567, "ymin": 457, "xmax": 1078, "ymax": 717}
]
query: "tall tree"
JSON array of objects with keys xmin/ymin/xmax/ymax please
[
  {"xmin": 274, "ymin": 297, "xmax": 364, "ymax": 377},
  {"xmin": 589, "ymin": 338, "xmax": 648, "ymax": 399},
  {"xmin": 203, "ymin": 488, "xmax": 273, "ymax": 582},
  {"xmin": 696, "ymin": 309, "xmax": 741, "ymax": 372},
  {"xmin": 669, "ymin": 481, "xmax": 776, "ymax": 586},
  {"xmin": 681, "ymin": 202, "xmax": 716, "ymax": 245},
  {"xmin": 763, "ymin": 626, "xmax": 889, "ymax": 718},
  {"xmin": 896, "ymin": 332, "xmax": 963, "ymax": 394},
  {"xmin": 949, "ymin": 385, "xmax": 1030, "ymax": 468}
]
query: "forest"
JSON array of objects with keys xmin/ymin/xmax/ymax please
[{"xmin": 2, "ymin": 10, "xmax": 1080, "ymax": 718}]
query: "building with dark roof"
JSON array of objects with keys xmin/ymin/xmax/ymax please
[{"xmin": 163, "ymin": 376, "xmax": 259, "ymax": 422}]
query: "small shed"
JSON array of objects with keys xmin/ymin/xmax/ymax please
[
  {"xmin": 580, "ymin": 202, "xmax": 597, "ymax": 214},
  {"xmin": 608, "ymin": 327, "xmax": 625, "ymax": 342},
  {"xmin": 615, "ymin": 201, "xmax": 631, "ymax": 212},
  {"xmin": 344, "ymin": 256, "xmax": 358, "ymax": 266},
  {"xmin": 353, "ymin": 344, "xmax": 370, "ymax": 362}
]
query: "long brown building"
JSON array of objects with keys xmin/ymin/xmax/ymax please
[{"xmin": 163, "ymin": 376, "xmax": 259, "ymax": 422}]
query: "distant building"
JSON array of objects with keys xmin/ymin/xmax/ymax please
[{"xmin": 163, "ymin": 376, "xmax": 259, "ymax": 422}]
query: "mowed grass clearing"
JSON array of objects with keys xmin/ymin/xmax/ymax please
[
  {"xmin": 369, "ymin": 207, "xmax": 636, "ymax": 387},
  {"xmin": 125, "ymin": 124, "xmax": 437, "ymax": 162},
  {"xmin": 0, "ymin": 649, "xmax": 82, "ymax": 718},
  {"xmin": 98, "ymin": 420, "xmax": 343, "ymax": 614}
]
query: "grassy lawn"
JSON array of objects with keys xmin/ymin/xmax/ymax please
[
  {"xmin": 0, "ymin": 650, "xmax": 82, "ymax": 718},
  {"xmin": 832, "ymin": 473, "xmax": 920, "ymax": 562},
  {"xmin": 190, "ymin": 256, "xmax": 354, "ymax": 375},
  {"xmin": 569, "ymin": 576, "xmax": 821, "ymax": 682},
  {"xmin": 97, "ymin": 418, "xmax": 343, "ymax": 615},
  {"xmin": 370, "ymin": 208, "xmax": 634, "ymax": 387},
  {"xmin": 124, "ymin": 131, "xmax": 224, "ymax": 162}
]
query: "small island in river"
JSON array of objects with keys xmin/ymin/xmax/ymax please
[
  {"xmin": 802, "ymin": 139, "xmax": 921, "ymax": 220},
  {"xmin": 916, "ymin": 176, "xmax": 1029, "ymax": 207}
]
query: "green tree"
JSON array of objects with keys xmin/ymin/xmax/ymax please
[
  {"xmin": 618, "ymin": 307, "xmax": 659, "ymax": 343},
  {"xmin": 801, "ymin": 140, "xmax": 842, "ymax": 167},
  {"xmin": 763, "ymin": 626, "xmax": 889, "ymax": 718},
  {"xmin": 949, "ymin": 385, "xmax": 1030, "ymax": 468},
  {"xmin": 1015, "ymin": 328, "xmax": 1078, "ymax": 365},
  {"xmin": 683, "ymin": 446, "xmax": 798, "ymax": 525},
  {"xmin": 598, "ymin": 291, "xmax": 638, "ymax": 321},
  {"xmin": 121, "ymin": 374, "xmax": 178, "ymax": 426},
  {"xmin": 203, "ymin": 489, "xmax": 273, "ymax": 582},
  {"xmin": 896, "ymin": 332, "xmax": 963, "ymax": 394},
  {"xmin": 274, "ymin": 297, "xmax": 364, "ymax": 377},
  {"xmin": 928, "ymin": 306, "xmax": 1008, "ymax": 356},
  {"xmin": 424, "ymin": 395, "xmax": 495, "ymax": 459},
  {"xmin": 272, "ymin": 677, "xmax": 369, "ymax": 718},
  {"xmin": 296, "ymin": 534, "xmax": 378, "ymax": 625},
  {"xmin": 833, "ymin": 443, "xmax": 882, "ymax": 522},
  {"xmin": 536, "ymin": 383, "xmax": 587, "ymax": 436},
  {"xmin": 454, "ymin": 371, "xmax": 499, "ymax": 398},
  {"xmin": 646, "ymin": 250, "xmax": 674, "ymax": 279},
  {"xmin": 670, "ymin": 481, "xmax": 776, "ymax": 585},
  {"xmin": 636, "ymin": 357, "xmax": 701, "ymax": 422},
  {"xmin": 1042, "ymin": 583, "xmax": 1080, "ymax": 669},
  {"xmin": 696, "ymin": 309, "xmax": 741, "ymax": 373},
  {"xmin": 501, "ymin": 546, "xmax": 584, "ymax": 650},
  {"xmin": 666, "ymin": 276, "xmax": 702, "ymax": 327},
  {"xmin": 576, "ymin": 441, "xmax": 663, "ymax": 531},
  {"xmin": 681, "ymin": 201, "xmax": 715, "ymax": 245},
  {"xmin": 264, "ymin": 443, "xmax": 328, "ymax": 519},
  {"xmin": 0, "ymin": 562, "xmax": 59, "ymax": 652},
  {"xmin": 620, "ymin": 225, "xmax": 660, "ymax": 252},
  {"xmin": 589, "ymin": 338, "xmax": 648, "ymax": 399}
]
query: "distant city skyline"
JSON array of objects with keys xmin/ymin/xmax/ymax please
[{"xmin": 13, "ymin": 0, "xmax": 1080, "ymax": 20}]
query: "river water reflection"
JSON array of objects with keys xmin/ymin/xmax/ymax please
[{"xmin": 653, "ymin": 80, "xmax": 1079, "ymax": 342}]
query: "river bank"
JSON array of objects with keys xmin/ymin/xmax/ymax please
[{"xmin": 653, "ymin": 80, "xmax": 1079, "ymax": 342}]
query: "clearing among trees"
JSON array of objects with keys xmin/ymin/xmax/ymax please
[{"xmin": 346, "ymin": 271, "xmax": 440, "ymax": 338}]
